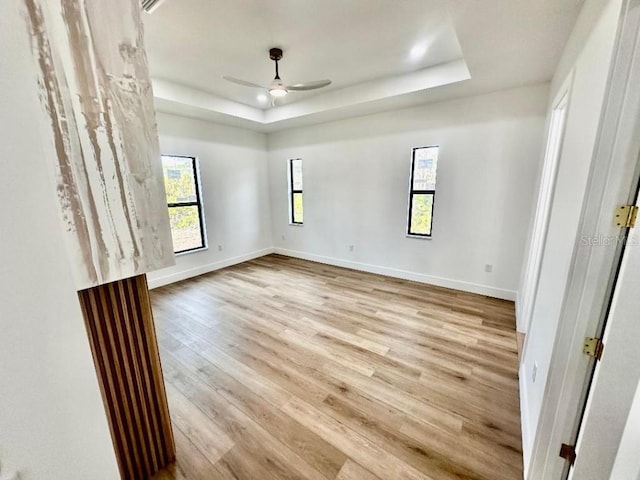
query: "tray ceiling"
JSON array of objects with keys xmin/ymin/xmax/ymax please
[{"xmin": 143, "ymin": 0, "xmax": 583, "ymax": 131}]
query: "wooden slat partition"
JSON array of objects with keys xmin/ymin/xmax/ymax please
[{"xmin": 78, "ymin": 274, "xmax": 175, "ymax": 480}]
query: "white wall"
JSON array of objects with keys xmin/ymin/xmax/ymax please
[
  {"xmin": 551, "ymin": 0, "xmax": 614, "ymax": 100},
  {"xmin": 0, "ymin": 1, "xmax": 119, "ymax": 478},
  {"xmin": 267, "ymin": 85, "xmax": 549, "ymax": 300},
  {"xmin": 147, "ymin": 113, "xmax": 273, "ymax": 288},
  {"xmin": 518, "ymin": 0, "xmax": 622, "ymax": 472}
]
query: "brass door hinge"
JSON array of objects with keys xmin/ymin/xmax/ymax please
[
  {"xmin": 614, "ymin": 205, "xmax": 638, "ymax": 228},
  {"xmin": 560, "ymin": 443, "xmax": 576, "ymax": 465},
  {"xmin": 583, "ymin": 337, "xmax": 604, "ymax": 360}
]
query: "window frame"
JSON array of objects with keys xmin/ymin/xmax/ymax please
[
  {"xmin": 407, "ymin": 145, "xmax": 439, "ymax": 238},
  {"xmin": 289, "ymin": 158, "xmax": 303, "ymax": 225},
  {"xmin": 162, "ymin": 154, "xmax": 207, "ymax": 255}
]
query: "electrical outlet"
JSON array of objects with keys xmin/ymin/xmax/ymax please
[
  {"xmin": 217, "ymin": 245, "xmax": 223, "ymax": 251},
  {"xmin": 349, "ymin": 245, "xmax": 354, "ymax": 252},
  {"xmin": 532, "ymin": 362, "xmax": 538, "ymax": 383},
  {"xmin": 485, "ymin": 264, "xmax": 493, "ymax": 273}
]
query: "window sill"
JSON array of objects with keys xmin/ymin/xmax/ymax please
[
  {"xmin": 406, "ymin": 234, "xmax": 432, "ymax": 240},
  {"xmin": 175, "ymin": 246, "xmax": 208, "ymax": 257},
  {"xmin": 289, "ymin": 223, "xmax": 304, "ymax": 227}
]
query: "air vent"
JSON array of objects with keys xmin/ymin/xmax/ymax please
[{"xmin": 141, "ymin": 0, "xmax": 166, "ymax": 13}]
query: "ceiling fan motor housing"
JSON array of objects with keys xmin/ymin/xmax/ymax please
[{"xmin": 269, "ymin": 48, "xmax": 283, "ymax": 61}]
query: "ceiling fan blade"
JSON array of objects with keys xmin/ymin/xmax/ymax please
[
  {"xmin": 287, "ymin": 79, "xmax": 332, "ymax": 91},
  {"xmin": 222, "ymin": 76, "xmax": 266, "ymax": 89}
]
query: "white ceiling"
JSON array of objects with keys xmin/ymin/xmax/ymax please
[{"xmin": 143, "ymin": 0, "xmax": 584, "ymax": 131}]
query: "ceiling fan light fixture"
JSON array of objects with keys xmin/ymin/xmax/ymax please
[
  {"xmin": 269, "ymin": 86, "xmax": 288, "ymax": 97},
  {"xmin": 268, "ymin": 79, "xmax": 288, "ymax": 97}
]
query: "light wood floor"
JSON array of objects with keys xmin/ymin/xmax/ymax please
[{"xmin": 150, "ymin": 254, "xmax": 523, "ymax": 480}]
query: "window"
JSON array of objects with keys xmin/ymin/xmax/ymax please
[
  {"xmin": 407, "ymin": 146, "xmax": 439, "ymax": 237},
  {"xmin": 289, "ymin": 158, "xmax": 303, "ymax": 224},
  {"xmin": 161, "ymin": 155, "xmax": 206, "ymax": 254}
]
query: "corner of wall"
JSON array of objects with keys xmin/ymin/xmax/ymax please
[{"xmin": 148, "ymin": 247, "xmax": 275, "ymax": 289}]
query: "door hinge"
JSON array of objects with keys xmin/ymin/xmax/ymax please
[
  {"xmin": 559, "ymin": 443, "xmax": 576, "ymax": 465},
  {"xmin": 614, "ymin": 205, "xmax": 638, "ymax": 228},
  {"xmin": 583, "ymin": 337, "xmax": 604, "ymax": 360}
]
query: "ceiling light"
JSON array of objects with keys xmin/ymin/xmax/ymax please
[
  {"xmin": 269, "ymin": 87, "xmax": 288, "ymax": 98},
  {"xmin": 409, "ymin": 43, "xmax": 428, "ymax": 62},
  {"xmin": 268, "ymin": 78, "xmax": 288, "ymax": 97}
]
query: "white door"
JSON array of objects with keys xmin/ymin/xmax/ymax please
[
  {"xmin": 609, "ymin": 380, "xmax": 640, "ymax": 479},
  {"xmin": 527, "ymin": 1, "xmax": 640, "ymax": 477},
  {"xmin": 565, "ymin": 0, "xmax": 640, "ymax": 475},
  {"xmin": 518, "ymin": 87, "xmax": 570, "ymax": 335},
  {"xmin": 569, "ymin": 188, "xmax": 640, "ymax": 479}
]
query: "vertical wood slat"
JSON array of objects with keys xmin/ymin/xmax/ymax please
[{"xmin": 78, "ymin": 274, "xmax": 175, "ymax": 480}]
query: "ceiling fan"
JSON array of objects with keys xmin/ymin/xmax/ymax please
[{"xmin": 223, "ymin": 48, "xmax": 331, "ymax": 102}]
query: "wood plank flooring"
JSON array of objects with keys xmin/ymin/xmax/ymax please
[{"xmin": 150, "ymin": 254, "xmax": 523, "ymax": 480}]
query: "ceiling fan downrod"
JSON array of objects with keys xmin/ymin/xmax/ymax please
[{"xmin": 270, "ymin": 47, "xmax": 283, "ymax": 80}]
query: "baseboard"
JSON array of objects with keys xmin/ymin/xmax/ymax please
[
  {"xmin": 274, "ymin": 248, "xmax": 517, "ymax": 301},
  {"xmin": 147, "ymin": 247, "xmax": 275, "ymax": 289},
  {"xmin": 515, "ymin": 291, "xmax": 527, "ymax": 334},
  {"xmin": 148, "ymin": 246, "xmax": 517, "ymax": 300},
  {"xmin": 519, "ymin": 366, "xmax": 532, "ymax": 479}
]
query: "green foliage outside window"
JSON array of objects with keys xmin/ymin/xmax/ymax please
[
  {"xmin": 408, "ymin": 146, "xmax": 438, "ymax": 236},
  {"xmin": 162, "ymin": 155, "xmax": 205, "ymax": 253},
  {"xmin": 410, "ymin": 194, "xmax": 433, "ymax": 236},
  {"xmin": 293, "ymin": 192, "xmax": 304, "ymax": 223},
  {"xmin": 290, "ymin": 159, "xmax": 304, "ymax": 224}
]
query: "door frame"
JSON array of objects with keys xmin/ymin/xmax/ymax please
[
  {"xmin": 528, "ymin": 0, "xmax": 640, "ymax": 477},
  {"xmin": 517, "ymin": 78, "xmax": 573, "ymax": 336},
  {"xmin": 571, "ymin": 153, "xmax": 640, "ymax": 479}
]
